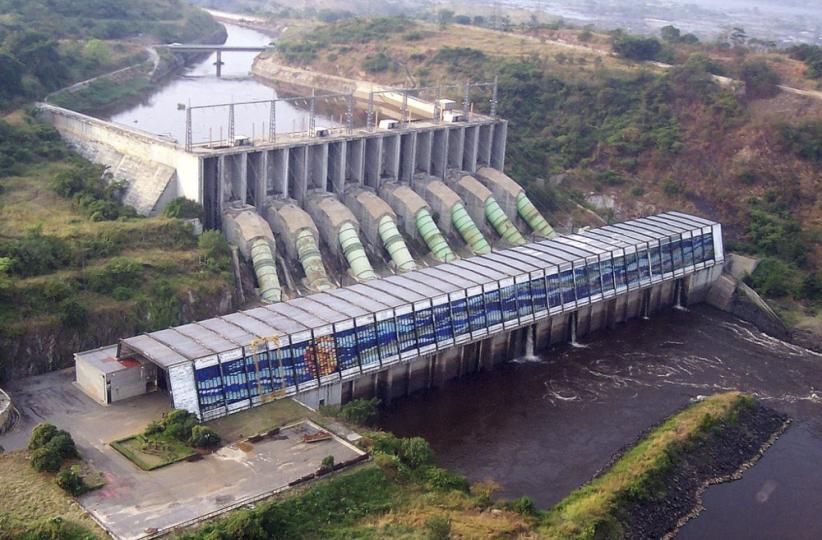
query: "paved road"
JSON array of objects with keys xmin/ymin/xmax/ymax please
[{"xmin": 0, "ymin": 370, "xmax": 362, "ymax": 540}]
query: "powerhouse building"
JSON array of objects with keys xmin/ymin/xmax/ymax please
[{"xmin": 75, "ymin": 211, "xmax": 723, "ymax": 419}]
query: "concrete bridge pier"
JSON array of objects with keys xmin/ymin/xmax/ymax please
[{"xmin": 214, "ymin": 50, "xmax": 223, "ymax": 77}]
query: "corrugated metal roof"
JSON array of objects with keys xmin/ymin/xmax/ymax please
[{"xmin": 113, "ymin": 212, "xmax": 718, "ymax": 364}]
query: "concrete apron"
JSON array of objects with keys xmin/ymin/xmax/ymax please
[{"xmin": 295, "ymin": 267, "xmax": 717, "ymax": 409}]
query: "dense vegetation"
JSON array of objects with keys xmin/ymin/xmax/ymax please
[
  {"xmin": 789, "ymin": 44, "xmax": 822, "ymax": 80},
  {"xmin": 0, "ymin": 0, "xmax": 221, "ymax": 108},
  {"xmin": 0, "ymin": 116, "xmax": 235, "ymax": 381}
]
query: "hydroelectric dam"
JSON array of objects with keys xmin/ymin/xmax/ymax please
[{"xmin": 40, "ymin": 72, "xmax": 725, "ymax": 418}]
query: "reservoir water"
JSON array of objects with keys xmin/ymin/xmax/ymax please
[
  {"xmin": 107, "ymin": 23, "xmax": 337, "ymax": 145},
  {"xmin": 380, "ymin": 306, "xmax": 822, "ymax": 538}
]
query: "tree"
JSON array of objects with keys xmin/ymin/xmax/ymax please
[
  {"xmin": 56, "ymin": 465, "xmax": 89, "ymax": 496},
  {"xmin": 0, "ymin": 52, "xmax": 24, "ymax": 100},
  {"xmin": 612, "ymin": 35, "xmax": 663, "ymax": 61},
  {"xmin": 163, "ymin": 197, "xmax": 203, "ymax": 220},
  {"xmin": 741, "ymin": 59, "xmax": 781, "ymax": 99},
  {"xmin": 29, "ymin": 422, "xmax": 59, "ymax": 450},
  {"xmin": 189, "ymin": 425, "xmax": 220, "ymax": 448},
  {"xmin": 437, "ymin": 9, "xmax": 454, "ymax": 28},
  {"xmin": 660, "ymin": 25, "xmax": 681, "ymax": 43},
  {"xmin": 729, "ymin": 27, "xmax": 747, "ymax": 48}
]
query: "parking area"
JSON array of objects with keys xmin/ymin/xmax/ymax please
[{"xmin": 0, "ymin": 369, "xmax": 364, "ymax": 540}]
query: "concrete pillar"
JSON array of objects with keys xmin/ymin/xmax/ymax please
[
  {"xmin": 381, "ymin": 134, "xmax": 400, "ymax": 182},
  {"xmin": 491, "ymin": 120, "xmax": 508, "ymax": 171},
  {"xmin": 215, "ymin": 50, "xmax": 223, "ymax": 77},
  {"xmin": 271, "ymin": 148, "xmax": 288, "ymax": 198},
  {"xmin": 447, "ymin": 127, "xmax": 465, "ymax": 170},
  {"xmin": 462, "ymin": 125, "xmax": 479, "ymax": 173},
  {"xmin": 328, "ymin": 141, "xmax": 346, "ymax": 194},
  {"xmin": 477, "ymin": 123, "xmax": 493, "ymax": 167},
  {"xmin": 551, "ymin": 313, "xmax": 569, "ymax": 345},
  {"xmin": 218, "ymin": 155, "xmax": 228, "ymax": 205},
  {"xmin": 399, "ymin": 132, "xmax": 416, "ymax": 182},
  {"xmin": 288, "ymin": 146, "xmax": 308, "ymax": 202},
  {"xmin": 346, "ymin": 138, "xmax": 365, "ymax": 185},
  {"xmin": 248, "ymin": 151, "xmax": 265, "ymax": 210},
  {"xmin": 364, "ymin": 136, "xmax": 382, "ymax": 188},
  {"xmin": 415, "ymin": 130, "xmax": 432, "ymax": 177},
  {"xmin": 202, "ymin": 156, "xmax": 220, "ymax": 228},
  {"xmin": 535, "ymin": 317, "xmax": 551, "ymax": 351},
  {"xmin": 308, "ymin": 143, "xmax": 329, "ymax": 192},
  {"xmin": 431, "ymin": 128, "xmax": 449, "ymax": 179}
]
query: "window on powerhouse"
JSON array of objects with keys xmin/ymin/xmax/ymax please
[{"xmin": 193, "ymin": 231, "xmax": 717, "ymax": 406}]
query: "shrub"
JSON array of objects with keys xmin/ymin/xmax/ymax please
[
  {"xmin": 612, "ymin": 34, "xmax": 663, "ymax": 61},
  {"xmin": 198, "ymin": 230, "xmax": 230, "ymax": 271},
  {"xmin": 741, "ymin": 59, "xmax": 781, "ymax": 99},
  {"xmin": 0, "ymin": 228, "xmax": 71, "ymax": 277},
  {"xmin": 163, "ymin": 197, "xmax": 203, "ymax": 220},
  {"xmin": 189, "ymin": 425, "xmax": 220, "ymax": 448},
  {"xmin": 339, "ymin": 398, "xmax": 381, "ymax": 427},
  {"xmin": 370, "ymin": 432, "xmax": 403, "ymax": 457},
  {"xmin": 506, "ymin": 496, "xmax": 537, "ymax": 515},
  {"xmin": 424, "ymin": 515, "xmax": 452, "ymax": 540},
  {"xmin": 161, "ymin": 409, "xmax": 199, "ymax": 442},
  {"xmin": 48, "ymin": 431, "xmax": 80, "ymax": 460},
  {"xmin": 321, "ymin": 455, "xmax": 335, "ymax": 472},
  {"xmin": 56, "ymin": 465, "xmax": 88, "ymax": 496},
  {"xmin": 59, "ymin": 299, "xmax": 88, "ymax": 330},
  {"xmin": 424, "ymin": 466, "xmax": 470, "ymax": 493},
  {"xmin": 778, "ymin": 121, "xmax": 822, "ymax": 163},
  {"xmin": 362, "ymin": 52, "xmax": 391, "ymax": 73},
  {"xmin": 143, "ymin": 420, "xmax": 163, "ymax": 437},
  {"xmin": 29, "ymin": 422, "xmax": 58, "ymax": 450},
  {"xmin": 749, "ymin": 257, "xmax": 800, "ymax": 298},
  {"xmin": 373, "ymin": 453, "xmax": 400, "ymax": 479},
  {"xmin": 662, "ymin": 178, "xmax": 681, "ymax": 196},
  {"xmin": 398, "ymin": 437, "xmax": 433, "ymax": 469},
  {"xmin": 31, "ymin": 445, "xmax": 64, "ymax": 472}
]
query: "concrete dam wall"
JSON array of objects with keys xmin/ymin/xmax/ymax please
[{"xmin": 37, "ymin": 104, "xmax": 201, "ymax": 215}]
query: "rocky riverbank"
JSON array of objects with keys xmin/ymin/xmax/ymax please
[{"xmin": 616, "ymin": 401, "xmax": 789, "ymax": 539}]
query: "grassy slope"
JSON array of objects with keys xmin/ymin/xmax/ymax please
[
  {"xmin": 0, "ymin": 117, "xmax": 235, "ymax": 378},
  {"xmin": 0, "ymin": 450, "xmax": 102, "ymax": 537},
  {"xmin": 537, "ymin": 392, "xmax": 749, "ymax": 538}
]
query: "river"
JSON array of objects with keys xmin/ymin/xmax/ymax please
[
  {"xmin": 107, "ymin": 23, "xmax": 337, "ymax": 145},
  {"xmin": 380, "ymin": 306, "xmax": 822, "ymax": 539}
]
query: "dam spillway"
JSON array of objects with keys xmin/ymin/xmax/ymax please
[{"xmin": 76, "ymin": 212, "xmax": 724, "ymax": 419}]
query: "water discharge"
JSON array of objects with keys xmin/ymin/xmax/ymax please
[{"xmin": 380, "ymin": 306, "xmax": 822, "ymax": 538}]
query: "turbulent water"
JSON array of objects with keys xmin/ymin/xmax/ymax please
[
  {"xmin": 107, "ymin": 23, "xmax": 337, "ymax": 144},
  {"xmin": 380, "ymin": 306, "xmax": 822, "ymax": 538}
]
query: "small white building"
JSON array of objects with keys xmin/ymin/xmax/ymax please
[{"xmin": 75, "ymin": 345, "xmax": 159, "ymax": 405}]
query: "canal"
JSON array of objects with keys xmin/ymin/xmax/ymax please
[
  {"xmin": 380, "ymin": 306, "xmax": 822, "ymax": 539},
  {"xmin": 107, "ymin": 22, "xmax": 336, "ymax": 144}
]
